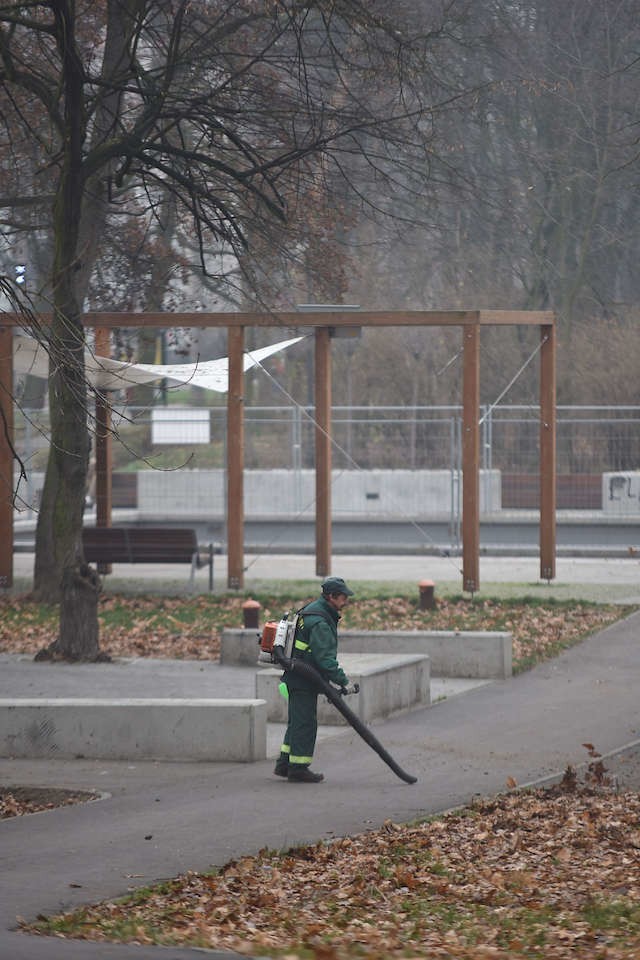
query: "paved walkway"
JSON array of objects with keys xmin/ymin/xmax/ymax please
[{"xmin": 1, "ymin": 556, "xmax": 640, "ymax": 959}]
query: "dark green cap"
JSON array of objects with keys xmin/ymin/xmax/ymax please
[{"xmin": 321, "ymin": 576, "xmax": 354, "ymax": 597}]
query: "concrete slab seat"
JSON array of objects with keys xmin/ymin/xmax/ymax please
[
  {"xmin": 256, "ymin": 653, "xmax": 430, "ymax": 726},
  {"xmin": 221, "ymin": 628, "xmax": 512, "ymax": 679},
  {"xmin": 81, "ymin": 526, "xmax": 217, "ymax": 590},
  {"xmin": 339, "ymin": 630, "xmax": 512, "ymax": 680},
  {"xmin": 0, "ymin": 699, "xmax": 266, "ymax": 762}
]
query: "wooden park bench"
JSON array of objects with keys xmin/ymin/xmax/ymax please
[{"xmin": 82, "ymin": 526, "xmax": 217, "ymax": 591}]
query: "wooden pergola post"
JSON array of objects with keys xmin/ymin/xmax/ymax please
[
  {"xmin": 315, "ymin": 327, "xmax": 332, "ymax": 577},
  {"xmin": 539, "ymin": 322, "xmax": 556, "ymax": 580},
  {"xmin": 227, "ymin": 326, "xmax": 245, "ymax": 589},
  {"xmin": 0, "ymin": 325, "xmax": 13, "ymax": 588},
  {"xmin": 1, "ymin": 309, "xmax": 556, "ymax": 594},
  {"xmin": 462, "ymin": 319, "xmax": 480, "ymax": 593},
  {"xmin": 94, "ymin": 329, "xmax": 113, "ymax": 573}
]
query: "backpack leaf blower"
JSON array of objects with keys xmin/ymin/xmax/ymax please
[{"xmin": 259, "ymin": 617, "xmax": 418, "ymax": 785}]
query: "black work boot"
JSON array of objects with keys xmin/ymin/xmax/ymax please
[
  {"xmin": 274, "ymin": 756, "xmax": 289, "ymax": 778},
  {"xmin": 287, "ymin": 766, "xmax": 324, "ymax": 783}
]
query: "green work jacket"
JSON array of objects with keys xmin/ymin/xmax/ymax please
[{"xmin": 285, "ymin": 597, "xmax": 349, "ymax": 692}]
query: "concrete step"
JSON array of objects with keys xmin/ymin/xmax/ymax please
[{"xmin": 256, "ymin": 652, "xmax": 431, "ymax": 725}]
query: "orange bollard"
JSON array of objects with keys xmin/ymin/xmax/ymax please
[
  {"xmin": 242, "ymin": 598, "xmax": 261, "ymax": 629},
  {"xmin": 418, "ymin": 579, "xmax": 436, "ymax": 611}
]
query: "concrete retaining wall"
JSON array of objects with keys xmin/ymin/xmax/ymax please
[
  {"xmin": 220, "ymin": 629, "xmax": 266, "ymax": 666},
  {"xmin": 256, "ymin": 653, "xmax": 430, "ymax": 725},
  {"xmin": 0, "ymin": 698, "xmax": 266, "ymax": 762},
  {"xmin": 136, "ymin": 468, "xmax": 502, "ymax": 519},
  {"xmin": 221, "ymin": 627, "xmax": 512, "ymax": 679}
]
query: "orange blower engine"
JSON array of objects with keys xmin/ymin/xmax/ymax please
[
  {"xmin": 257, "ymin": 620, "xmax": 278, "ymax": 664},
  {"xmin": 258, "ymin": 612, "xmax": 299, "ymax": 665}
]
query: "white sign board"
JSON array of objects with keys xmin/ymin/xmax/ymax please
[
  {"xmin": 151, "ymin": 409, "xmax": 211, "ymax": 445},
  {"xmin": 602, "ymin": 472, "xmax": 640, "ymax": 515}
]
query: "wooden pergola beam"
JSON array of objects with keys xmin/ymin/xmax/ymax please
[{"xmin": 1, "ymin": 309, "xmax": 555, "ymax": 329}]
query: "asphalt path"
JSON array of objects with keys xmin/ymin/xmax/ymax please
[{"xmin": 1, "ymin": 557, "xmax": 640, "ymax": 959}]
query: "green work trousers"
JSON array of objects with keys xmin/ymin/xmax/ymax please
[{"xmin": 281, "ymin": 688, "xmax": 318, "ymax": 767}]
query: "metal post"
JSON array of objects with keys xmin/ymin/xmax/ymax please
[
  {"xmin": 315, "ymin": 327, "xmax": 332, "ymax": 577},
  {"xmin": 227, "ymin": 326, "xmax": 244, "ymax": 589},
  {"xmin": 462, "ymin": 321, "xmax": 480, "ymax": 592},
  {"xmin": 0, "ymin": 326, "xmax": 14, "ymax": 588},
  {"xmin": 540, "ymin": 322, "xmax": 556, "ymax": 580}
]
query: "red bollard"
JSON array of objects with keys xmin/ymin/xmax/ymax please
[
  {"xmin": 418, "ymin": 579, "xmax": 436, "ymax": 611},
  {"xmin": 242, "ymin": 598, "xmax": 261, "ymax": 629}
]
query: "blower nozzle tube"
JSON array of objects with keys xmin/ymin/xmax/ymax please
[{"xmin": 274, "ymin": 649, "xmax": 417, "ymax": 785}]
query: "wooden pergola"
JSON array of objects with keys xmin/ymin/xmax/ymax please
[{"xmin": 0, "ymin": 309, "xmax": 556, "ymax": 591}]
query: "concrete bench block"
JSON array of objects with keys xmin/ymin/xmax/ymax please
[
  {"xmin": 221, "ymin": 627, "xmax": 511, "ymax": 679},
  {"xmin": 256, "ymin": 653, "xmax": 430, "ymax": 725},
  {"xmin": 220, "ymin": 628, "xmax": 263, "ymax": 666},
  {"xmin": 339, "ymin": 630, "xmax": 512, "ymax": 679},
  {"xmin": 0, "ymin": 699, "xmax": 266, "ymax": 762}
]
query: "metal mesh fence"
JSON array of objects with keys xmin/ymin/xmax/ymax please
[
  {"xmin": 12, "ymin": 404, "xmax": 640, "ymax": 550},
  {"xmin": 487, "ymin": 406, "xmax": 640, "ymax": 509}
]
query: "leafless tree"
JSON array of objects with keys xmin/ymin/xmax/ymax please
[{"xmin": 0, "ymin": 0, "xmax": 483, "ymax": 658}]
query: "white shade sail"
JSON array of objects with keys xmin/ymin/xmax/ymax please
[{"xmin": 13, "ymin": 333, "xmax": 305, "ymax": 393}]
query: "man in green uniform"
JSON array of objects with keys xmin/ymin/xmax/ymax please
[{"xmin": 275, "ymin": 576, "xmax": 358, "ymax": 783}]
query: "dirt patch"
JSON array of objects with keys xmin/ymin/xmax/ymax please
[{"xmin": 0, "ymin": 786, "xmax": 100, "ymax": 819}]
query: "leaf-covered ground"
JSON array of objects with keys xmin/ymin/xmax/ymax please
[
  {"xmin": 0, "ymin": 593, "xmax": 633, "ymax": 673},
  {"xmin": 26, "ymin": 775, "xmax": 640, "ymax": 959},
  {"xmin": 0, "ymin": 787, "xmax": 98, "ymax": 820},
  {"xmin": 6, "ymin": 592, "xmax": 640, "ymax": 956}
]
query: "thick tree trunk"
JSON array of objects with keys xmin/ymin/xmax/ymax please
[
  {"xmin": 33, "ymin": 319, "xmax": 101, "ymax": 658},
  {"xmin": 33, "ymin": 291, "xmax": 102, "ymax": 657},
  {"xmin": 32, "ymin": 0, "xmax": 102, "ymax": 661},
  {"xmin": 58, "ymin": 562, "xmax": 101, "ymax": 660}
]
